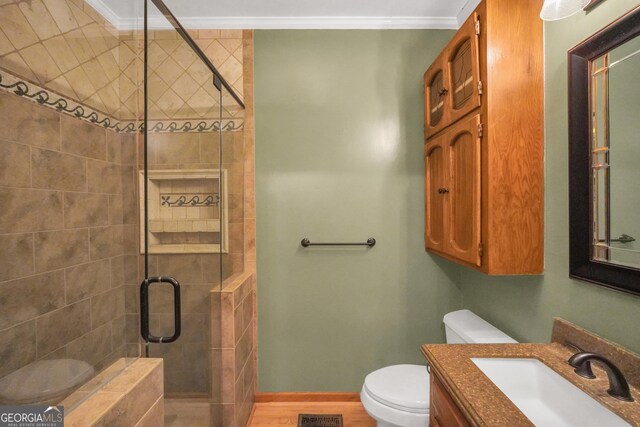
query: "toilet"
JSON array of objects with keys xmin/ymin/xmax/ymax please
[
  {"xmin": 361, "ymin": 309, "xmax": 517, "ymax": 427},
  {"xmin": 0, "ymin": 359, "xmax": 94, "ymax": 405}
]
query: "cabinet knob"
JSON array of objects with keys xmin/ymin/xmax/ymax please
[
  {"xmin": 438, "ymin": 88, "xmax": 449, "ymax": 96},
  {"xmin": 437, "ymin": 188, "xmax": 450, "ymax": 194}
]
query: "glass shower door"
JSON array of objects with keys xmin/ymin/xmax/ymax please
[{"xmin": 141, "ymin": 0, "xmax": 224, "ymax": 399}]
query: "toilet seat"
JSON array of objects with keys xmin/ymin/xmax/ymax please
[
  {"xmin": 363, "ymin": 364, "xmax": 429, "ymax": 414},
  {"xmin": 0, "ymin": 359, "xmax": 95, "ymax": 405},
  {"xmin": 361, "ymin": 364, "xmax": 430, "ymax": 427}
]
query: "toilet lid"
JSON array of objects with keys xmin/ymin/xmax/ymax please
[
  {"xmin": 363, "ymin": 364, "xmax": 429, "ymax": 414},
  {"xmin": 0, "ymin": 359, "xmax": 94, "ymax": 405}
]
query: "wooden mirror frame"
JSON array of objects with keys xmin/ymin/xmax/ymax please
[{"xmin": 568, "ymin": 5, "xmax": 640, "ymax": 296}]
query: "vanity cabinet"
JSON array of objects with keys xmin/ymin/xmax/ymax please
[
  {"xmin": 423, "ymin": 0, "xmax": 544, "ymax": 275},
  {"xmin": 430, "ymin": 372, "xmax": 470, "ymax": 427}
]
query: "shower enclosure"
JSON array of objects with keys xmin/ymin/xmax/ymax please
[{"xmin": 0, "ymin": 0, "xmax": 251, "ymax": 424}]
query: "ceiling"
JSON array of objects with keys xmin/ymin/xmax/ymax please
[{"xmin": 91, "ymin": 0, "xmax": 480, "ymax": 30}]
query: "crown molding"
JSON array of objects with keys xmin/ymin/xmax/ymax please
[{"xmin": 84, "ymin": 0, "xmax": 460, "ymax": 31}]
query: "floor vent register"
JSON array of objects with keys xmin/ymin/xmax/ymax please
[{"xmin": 298, "ymin": 414, "xmax": 343, "ymax": 427}]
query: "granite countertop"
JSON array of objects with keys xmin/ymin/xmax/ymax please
[{"xmin": 421, "ymin": 342, "xmax": 640, "ymax": 427}]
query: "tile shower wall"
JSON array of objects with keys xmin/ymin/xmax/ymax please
[
  {"xmin": 145, "ymin": 30, "xmax": 244, "ymax": 121},
  {"xmin": 133, "ymin": 128, "xmax": 245, "ymax": 397},
  {"xmin": 211, "ymin": 272, "xmax": 256, "ymax": 427},
  {"xmin": 0, "ymin": 0, "xmax": 133, "ymax": 118},
  {"xmin": 0, "ymin": 91, "xmax": 137, "ymax": 382}
]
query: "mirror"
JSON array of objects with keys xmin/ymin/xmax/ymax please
[{"xmin": 569, "ymin": 5, "xmax": 640, "ymax": 296}]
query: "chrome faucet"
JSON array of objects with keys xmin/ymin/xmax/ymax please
[{"xmin": 568, "ymin": 352, "xmax": 634, "ymax": 402}]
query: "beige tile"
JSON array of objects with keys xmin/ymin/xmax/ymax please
[
  {"xmin": 220, "ymin": 30, "xmax": 242, "ymax": 39},
  {"xmin": 31, "ymin": 148, "xmax": 87, "ymax": 191},
  {"xmin": 67, "ymin": 322, "xmax": 112, "ymax": 366},
  {"xmin": 135, "ymin": 396, "xmax": 164, "ymax": 427},
  {"xmin": 220, "ymin": 292, "xmax": 234, "ymax": 349},
  {"xmin": 155, "ymin": 88, "xmax": 184, "ymax": 117},
  {"xmin": 18, "ymin": 0, "xmax": 60, "ymax": 40},
  {"xmin": 234, "ymin": 323, "xmax": 253, "ymax": 376},
  {"xmin": 123, "ymin": 254, "xmax": 138, "ymax": 284},
  {"xmin": 0, "ymin": 270, "xmax": 65, "ymax": 330},
  {"xmin": 80, "ymin": 23, "xmax": 109, "ymax": 57},
  {"xmin": 111, "ymin": 314, "xmax": 126, "ymax": 350},
  {"xmin": 173, "ymin": 73, "xmax": 200, "ymax": 101},
  {"xmin": 64, "ymin": 192, "xmax": 109, "ymax": 228},
  {"xmin": 110, "ymin": 255, "xmax": 125, "ymax": 288},
  {"xmin": 42, "ymin": 0, "xmax": 78, "ymax": 33},
  {"xmin": 61, "ymin": 115, "xmax": 107, "ymax": 160},
  {"xmin": 63, "ymin": 65, "xmax": 97, "ymax": 101},
  {"xmin": 0, "ymin": 139, "xmax": 30, "ymax": 187},
  {"xmin": 171, "ymin": 43, "xmax": 197, "ymax": 70},
  {"xmin": 155, "ymin": 254, "xmax": 203, "ymax": 283},
  {"xmin": 220, "ymin": 348, "xmax": 235, "ymax": 404},
  {"xmin": 156, "ymin": 56, "xmax": 183, "ymax": 87},
  {"xmin": 19, "ymin": 43, "xmax": 62, "ymax": 84},
  {"xmin": 91, "ymin": 286, "xmax": 124, "ymax": 327},
  {"xmin": 218, "ymin": 56, "xmax": 243, "ymax": 86},
  {"xmin": 42, "ymin": 35, "xmax": 80, "ymax": 73},
  {"xmin": 0, "ymin": 4, "xmax": 39, "ymax": 50},
  {"xmin": 0, "ymin": 187, "xmax": 63, "ymax": 233},
  {"xmin": 0, "ymin": 28, "xmax": 14, "ymax": 56},
  {"xmin": 90, "ymin": 226, "xmax": 124, "ymax": 260},
  {"xmin": 88, "ymin": 159, "xmax": 121, "ymax": 194},
  {"xmin": 34, "ymin": 228, "xmax": 89, "ymax": 272},
  {"xmin": 36, "ymin": 299, "xmax": 91, "ymax": 355},
  {"xmin": 65, "ymin": 259, "xmax": 111, "ymax": 303},
  {"xmin": 0, "ymin": 92, "xmax": 60, "ymax": 149},
  {"xmin": 108, "ymin": 194, "xmax": 124, "ymax": 226},
  {"xmin": 121, "ymin": 165, "xmax": 137, "ymax": 224},
  {"xmin": 0, "ymin": 52, "xmax": 39, "ymax": 82},
  {"xmin": 63, "ymin": 28, "xmax": 95, "ymax": 64},
  {"xmin": 0, "ymin": 320, "xmax": 36, "ymax": 379},
  {"xmin": 121, "ymin": 134, "xmax": 136, "ymax": 165},
  {"xmin": 64, "ymin": 390, "xmax": 123, "ymax": 427},
  {"xmin": 46, "ymin": 74, "xmax": 79, "ymax": 100},
  {"xmin": 82, "ymin": 57, "xmax": 111, "ymax": 91},
  {"xmin": 164, "ymin": 399, "xmax": 209, "ymax": 427},
  {"xmin": 149, "ymin": 132, "xmax": 200, "ymax": 165},
  {"xmin": 0, "ymin": 233, "xmax": 34, "ymax": 282},
  {"xmin": 106, "ymin": 131, "xmax": 122, "ymax": 163},
  {"xmin": 67, "ymin": 0, "xmax": 93, "ymax": 27},
  {"xmin": 96, "ymin": 360, "xmax": 163, "ymax": 426}
]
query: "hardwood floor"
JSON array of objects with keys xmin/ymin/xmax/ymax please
[{"xmin": 248, "ymin": 401, "xmax": 376, "ymax": 427}]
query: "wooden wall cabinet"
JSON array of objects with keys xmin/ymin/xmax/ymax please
[
  {"xmin": 424, "ymin": 12, "xmax": 482, "ymax": 139},
  {"xmin": 430, "ymin": 372, "xmax": 470, "ymax": 427},
  {"xmin": 423, "ymin": 0, "xmax": 544, "ymax": 275}
]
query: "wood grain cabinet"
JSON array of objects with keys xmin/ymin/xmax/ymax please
[
  {"xmin": 430, "ymin": 372, "xmax": 470, "ymax": 427},
  {"xmin": 424, "ymin": 12, "xmax": 482, "ymax": 139},
  {"xmin": 425, "ymin": 114, "xmax": 481, "ymax": 266},
  {"xmin": 423, "ymin": 0, "xmax": 544, "ymax": 275}
]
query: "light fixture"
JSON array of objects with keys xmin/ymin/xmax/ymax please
[{"xmin": 540, "ymin": 0, "xmax": 591, "ymax": 21}]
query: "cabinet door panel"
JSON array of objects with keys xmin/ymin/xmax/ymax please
[
  {"xmin": 425, "ymin": 139, "xmax": 447, "ymax": 252},
  {"xmin": 446, "ymin": 12, "xmax": 481, "ymax": 125},
  {"xmin": 447, "ymin": 115, "xmax": 481, "ymax": 265},
  {"xmin": 424, "ymin": 57, "xmax": 450, "ymax": 139}
]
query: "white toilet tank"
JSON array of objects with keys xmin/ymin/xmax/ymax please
[{"xmin": 443, "ymin": 309, "xmax": 517, "ymax": 344}]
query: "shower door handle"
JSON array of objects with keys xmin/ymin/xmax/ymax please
[{"xmin": 140, "ymin": 276, "xmax": 182, "ymax": 343}]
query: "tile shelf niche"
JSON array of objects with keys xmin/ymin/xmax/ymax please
[{"xmin": 139, "ymin": 169, "xmax": 229, "ymax": 254}]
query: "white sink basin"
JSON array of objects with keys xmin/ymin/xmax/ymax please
[{"xmin": 471, "ymin": 358, "xmax": 631, "ymax": 426}]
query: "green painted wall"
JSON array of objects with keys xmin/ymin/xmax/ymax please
[
  {"xmin": 460, "ymin": 0, "xmax": 640, "ymax": 353},
  {"xmin": 254, "ymin": 30, "xmax": 460, "ymax": 392}
]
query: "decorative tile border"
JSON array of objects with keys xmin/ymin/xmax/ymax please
[
  {"xmin": 0, "ymin": 68, "xmax": 243, "ymax": 134},
  {"xmin": 0, "ymin": 68, "xmax": 137, "ymax": 133}
]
